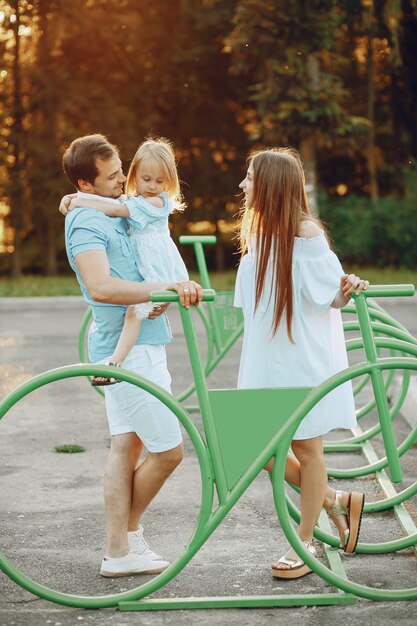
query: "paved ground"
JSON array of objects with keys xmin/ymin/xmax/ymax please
[{"xmin": 1, "ymin": 294, "xmax": 417, "ymax": 626}]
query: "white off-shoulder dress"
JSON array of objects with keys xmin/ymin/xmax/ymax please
[
  {"xmin": 125, "ymin": 193, "xmax": 189, "ymax": 319},
  {"xmin": 234, "ymin": 231, "xmax": 357, "ymax": 440}
]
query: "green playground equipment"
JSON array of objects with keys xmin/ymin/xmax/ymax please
[
  {"xmin": 1, "ymin": 284, "xmax": 417, "ymax": 610},
  {"xmin": 78, "ymin": 235, "xmax": 415, "ymax": 420},
  {"xmin": 76, "ymin": 229, "xmax": 417, "ymax": 575},
  {"xmin": 180, "ymin": 237, "xmax": 417, "ymax": 456},
  {"xmin": 77, "ymin": 235, "xmax": 244, "ymax": 401},
  {"xmin": 76, "ymin": 233, "xmax": 417, "ymax": 513},
  {"xmin": 178, "ymin": 235, "xmax": 242, "ymax": 406}
]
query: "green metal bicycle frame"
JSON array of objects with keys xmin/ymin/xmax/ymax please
[
  {"xmin": 178, "ymin": 236, "xmax": 416, "ymax": 426},
  {"xmin": 178, "ymin": 235, "xmax": 242, "ymax": 405},
  {"xmin": 1, "ymin": 284, "xmax": 417, "ymax": 609},
  {"xmin": 77, "ymin": 234, "xmax": 417, "ymax": 555},
  {"xmin": 79, "ymin": 236, "xmax": 414, "ymax": 424}
]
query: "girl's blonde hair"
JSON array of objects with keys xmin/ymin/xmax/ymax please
[
  {"xmin": 238, "ymin": 147, "xmax": 327, "ymax": 342},
  {"xmin": 125, "ymin": 137, "xmax": 183, "ymax": 208}
]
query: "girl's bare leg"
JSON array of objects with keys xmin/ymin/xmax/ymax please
[
  {"xmin": 112, "ymin": 305, "xmax": 142, "ymax": 364},
  {"xmin": 93, "ymin": 305, "xmax": 141, "ymax": 384}
]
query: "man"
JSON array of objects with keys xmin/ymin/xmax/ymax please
[{"xmin": 62, "ymin": 134, "xmax": 202, "ymax": 577}]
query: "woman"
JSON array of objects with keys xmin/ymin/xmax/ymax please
[{"xmin": 234, "ymin": 147, "xmax": 368, "ymax": 579}]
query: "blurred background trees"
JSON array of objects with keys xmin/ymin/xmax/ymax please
[{"xmin": 0, "ymin": 0, "xmax": 416, "ymax": 276}]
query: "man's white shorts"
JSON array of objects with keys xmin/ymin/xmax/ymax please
[{"xmin": 100, "ymin": 344, "xmax": 183, "ymax": 453}]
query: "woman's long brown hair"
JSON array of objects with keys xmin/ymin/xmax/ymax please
[{"xmin": 238, "ymin": 147, "xmax": 326, "ymax": 341}]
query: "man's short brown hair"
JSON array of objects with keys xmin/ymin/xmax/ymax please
[{"xmin": 62, "ymin": 134, "xmax": 119, "ymax": 189}]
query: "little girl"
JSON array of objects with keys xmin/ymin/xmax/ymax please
[
  {"xmin": 66, "ymin": 137, "xmax": 188, "ymax": 385},
  {"xmin": 235, "ymin": 147, "xmax": 368, "ymax": 579}
]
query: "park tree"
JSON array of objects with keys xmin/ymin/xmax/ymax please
[
  {"xmin": 0, "ymin": 0, "xmax": 416, "ymax": 274},
  {"xmin": 121, "ymin": 0, "xmax": 250, "ymax": 270},
  {"xmin": 25, "ymin": 0, "xmax": 146, "ymax": 273},
  {"xmin": 226, "ymin": 0, "xmax": 417, "ymax": 208},
  {"xmin": 1, "ymin": 0, "xmax": 147, "ymax": 274},
  {"xmin": 25, "ymin": 0, "xmax": 64, "ymax": 274},
  {"xmin": 225, "ymin": 0, "xmax": 357, "ymax": 212},
  {"xmin": 164, "ymin": 0, "xmax": 249, "ymax": 270},
  {"xmin": 397, "ymin": 0, "xmax": 417, "ymax": 159},
  {"xmin": 323, "ymin": 0, "xmax": 417, "ymax": 199},
  {"xmin": 375, "ymin": 0, "xmax": 417, "ymax": 192},
  {"xmin": 0, "ymin": 0, "xmax": 34, "ymax": 276}
]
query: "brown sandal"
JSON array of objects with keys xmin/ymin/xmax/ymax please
[{"xmin": 325, "ymin": 490, "xmax": 365, "ymax": 553}]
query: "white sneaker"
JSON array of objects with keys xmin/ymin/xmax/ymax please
[
  {"xmin": 128, "ymin": 525, "xmax": 162, "ymax": 560},
  {"xmin": 100, "ymin": 550, "xmax": 169, "ymax": 578}
]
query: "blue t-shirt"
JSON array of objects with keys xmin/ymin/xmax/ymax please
[{"xmin": 65, "ymin": 207, "xmax": 171, "ymax": 361}]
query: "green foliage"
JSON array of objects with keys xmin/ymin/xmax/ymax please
[
  {"xmin": 319, "ymin": 166, "xmax": 417, "ymax": 268},
  {"xmin": 227, "ymin": 0, "xmax": 353, "ymax": 144},
  {"xmin": 0, "ymin": 0, "xmax": 416, "ymax": 276}
]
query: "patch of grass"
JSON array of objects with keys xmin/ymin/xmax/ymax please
[
  {"xmin": 343, "ymin": 266, "xmax": 417, "ymax": 287},
  {"xmin": 189, "ymin": 269, "xmax": 238, "ymax": 291},
  {"xmin": 0, "ymin": 275, "xmax": 81, "ymax": 297},
  {"xmin": 0, "ymin": 270, "xmax": 239, "ymax": 297},
  {"xmin": 54, "ymin": 443, "xmax": 86, "ymax": 453},
  {"xmin": 0, "ymin": 267, "xmax": 415, "ymax": 298}
]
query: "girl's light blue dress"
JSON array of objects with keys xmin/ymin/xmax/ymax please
[{"xmin": 124, "ymin": 193, "xmax": 189, "ymax": 319}]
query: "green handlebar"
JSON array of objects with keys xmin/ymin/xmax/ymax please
[
  {"xmin": 149, "ymin": 285, "xmax": 414, "ymax": 304},
  {"xmin": 352, "ymin": 284, "xmax": 415, "ymax": 298},
  {"xmin": 179, "ymin": 235, "xmax": 217, "ymax": 245},
  {"xmin": 150, "ymin": 289, "xmax": 216, "ymax": 302}
]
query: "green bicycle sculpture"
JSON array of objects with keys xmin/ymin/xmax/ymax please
[
  {"xmin": 78, "ymin": 235, "xmax": 414, "ymax": 421},
  {"xmin": 1, "ymin": 284, "xmax": 417, "ymax": 610}
]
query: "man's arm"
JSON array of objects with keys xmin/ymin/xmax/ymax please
[{"xmin": 75, "ymin": 250, "xmax": 202, "ymax": 307}]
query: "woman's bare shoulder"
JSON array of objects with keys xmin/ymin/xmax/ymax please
[{"xmin": 297, "ymin": 220, "xmax": 322, "ymax": 239}]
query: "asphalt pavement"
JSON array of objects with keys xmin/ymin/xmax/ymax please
[{"xmin": 1, "ymin": 294, "xmax": 417, "ymax": 626}]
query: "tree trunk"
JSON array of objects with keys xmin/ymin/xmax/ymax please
[
  {"xmin": 10, "ymin": 232, "xmax": 22, "ymax": 277},
  {"xmin": 215, "ymin": 225, "xmax": 225, "ymax": 272},
  {"xmin": 364, "ymin": 0, "xmax": 379, "ymax": 202},
  {"xmin": 301, "ymin": 54, "xmax": 320, "ymax": 215},
  {"xmin": 9, "ymin": 0, "xmax": 25, "ymax": 277},
  {"xmin": 45, "ymin": 220, "xmax": 57, "ymax": 275},
  {"xmin": 34, "ymin": 0, "xmax": 60, "ymax": 275},
  {"xmin": 300, "ymin": 135, "xmax": 318, "ymax": 216}
]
